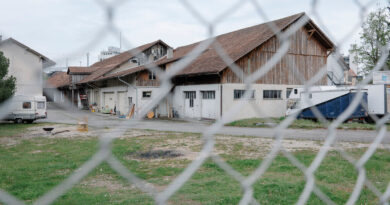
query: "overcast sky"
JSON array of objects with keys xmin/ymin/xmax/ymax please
[{"xmin": 0, "ymin": 0, "xmax": 387, "ymax": 70}]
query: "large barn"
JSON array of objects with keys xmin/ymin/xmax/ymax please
[{"xmin": 47, "ymin": 12, "xmax": 336, "ymax": 120}]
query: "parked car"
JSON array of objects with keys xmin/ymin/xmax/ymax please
[{"xmin": 3, "ymin": 95, "xmax": 47, "ymax": 123}]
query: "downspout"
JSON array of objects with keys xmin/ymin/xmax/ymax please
[{"xmin": 118, "ymin": 76, "xmax": 138, "ymax": 118}]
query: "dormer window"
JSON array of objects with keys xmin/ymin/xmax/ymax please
[{"xmin": 149, "ymin": 71, "xmax": 156, "ymax": 80}]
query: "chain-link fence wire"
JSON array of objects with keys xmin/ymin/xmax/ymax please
[{"xmin": 1, "ymin": 0, "xmax": 390, "ymax": 204}]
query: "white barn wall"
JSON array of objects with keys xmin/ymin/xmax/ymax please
[
  {"xmin": 132, "ymin": 87, "xmax": 169, "ymax": 117},
  {"xmin": 99, "ymin": 86, "xmax": 127, "ymax": 114},
  {"xmin": 172, "ymin": 84, "xmax": 221, "ymax": 119},
  {"xmin": 222, "ymin": 84, "xmax": 301, "ymax": 121}
]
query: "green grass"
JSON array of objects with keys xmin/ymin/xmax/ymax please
[
  {"xmin": 0, "ymin": 130, "xmax": 389, "ymax": 204},
  {"xmin": 227, "ymin": 117, "xmax": 381, "ymax": 130}
]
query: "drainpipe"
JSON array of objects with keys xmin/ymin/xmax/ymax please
[{"xmin": 118, "ymin": 76, "xmax": 138, "ymax": 118}]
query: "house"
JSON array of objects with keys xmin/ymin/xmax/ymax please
[
  {"xmin": 47, "ymin": 12, "xmax": 335, "ymax": 120},
  {"xmin": 327, "ymin": 53, "xmax": 357, "ymax": 86},
  {"xmin": 0, "ymin": 36, "xmax": 55, "ymax": 96},
  {"xmin": 50, "ymin": 40, "xmax": 172, "ymax": 114},
  {"xmin": 44, "ymin": 71, "xmax": 71, "ymax": 103}
]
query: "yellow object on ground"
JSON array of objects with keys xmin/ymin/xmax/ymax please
[
  {"xmin": 147, "ymin": 111, "xmax": 154, "ymax": 119},
  {"xmin": 77, "ymin": 117, "xmax": 88, "ymax": 132}
]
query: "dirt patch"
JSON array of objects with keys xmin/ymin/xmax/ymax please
[
  {"xmin": 0, "ymin": 124, "xmax": 107, "ymax": 147},
  {"xmin": 29, "ymin": 150, "xmax": 43, "ymax": 154},
  {"xmin": 131, "ymin": 150, "xmax": 183, "ymax": 159},
  {"xmin": 81, "ymin": 174, "xmax": 134, "ymax": 193},
  {"xmin": 120, "ymin": 130, "xmax": 386, "ymax": 161}
]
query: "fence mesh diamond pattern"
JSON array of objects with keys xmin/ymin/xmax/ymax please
[{"xmin": 1, "ymin": 0, "xmax": 390, "ymax": 204}]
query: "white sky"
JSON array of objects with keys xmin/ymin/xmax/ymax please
[{"xmin": 0, "ymin": 0, "xmax": 387, "ymax": 69}]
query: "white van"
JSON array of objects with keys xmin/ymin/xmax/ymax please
[{"xmin": 3, "ymin": 95, "xmax": 47, "ymax": 123}]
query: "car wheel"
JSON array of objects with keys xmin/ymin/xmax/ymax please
[{"xmin": 15, "ymin": 118, "xmax": 23, "ymax": 124}]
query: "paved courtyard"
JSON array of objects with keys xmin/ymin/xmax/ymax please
[{"xmin": 39, "ymin": 103, "xmax": 390, "ymax": 144}]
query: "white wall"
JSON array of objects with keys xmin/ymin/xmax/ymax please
[
  {"xmin": 172, "ymin": 84, "xmax": 221, "ymax": 119},
  {"xmin": 221, "ymin": 84, "xmax": 301, "ymax": 121},
  {"xmin": 327, "ymin": 53, "xmax": 345, "ymax": 85},
  {"xmin": 99, "ymin": 86, "xmax": 127, "ymax": 113},
  {"xmin": 129, "ymin": 86, "xmax": 169, "ymax": 117},
  {"xmin": 0, "ymin": 41, "xmax": 44, "ymax": 96}
]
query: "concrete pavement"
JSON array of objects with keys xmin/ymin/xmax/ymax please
[{"xmin": 41, "ymin": 104, "xmax": 390, "ymax": 144}]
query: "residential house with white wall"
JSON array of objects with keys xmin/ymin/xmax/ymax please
[{"xmin": 0, "ymin": 37, "xmax": 55, "ymax": 97}]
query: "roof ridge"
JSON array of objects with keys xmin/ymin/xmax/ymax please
[{"xmin": 175, "ymin": 12, "xmax": 305, "ymax": 51}]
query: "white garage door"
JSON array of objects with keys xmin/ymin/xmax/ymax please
[
  {"xmin": 103, "ymin": 92, "xmax": 115, "ymax": 110},
  {"xmin": 184, "ymin": 91, "xmax": 197, "ymax": 118},
  {"xmin": 118, "ymin": 92, "xmax": 129, "ymax": 115},
  {"xmin": 201, "ymin": 91, "xmax": 217, "ymax": 119}
]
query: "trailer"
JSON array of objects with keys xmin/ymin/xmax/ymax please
[
  {"xmin": 2, "ymin": 95, "xmax": 47, "ymax": 123},
  {"xmin": 286, "ymin": 86, "xmax": 368, "ymax": 120},
  {"xmin": 364, "ymin": 85, "xmax": 390, "ymax": 115}
]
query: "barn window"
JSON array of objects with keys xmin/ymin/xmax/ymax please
[
  {"xmin": 142, "ymin": 91, "xmax": 152, "ymax": 98},
  {"xmin": 234, "ymin": 90, "xmax": 255, "ymax": 99},
  {"xmin": 263, "ymin": 90, "xmax": 282, "ymax": 99},
  {"xmin": 23, "ymin": 102, "xmax": 31, "ymax": 109},
  {"xmin": 184, "ymin": 91, "xmax": 196, "ymax": 108},
  {"xmin": 149, "ymin": 71, "xmax": 156, "ymax": 80},
  {"xmin": 202, "ymin": 91, "xmax": 215, "ymax": 99},
  {"xmin": 286, "ymin": 88, "xmax": 293, "ymax": 99}
]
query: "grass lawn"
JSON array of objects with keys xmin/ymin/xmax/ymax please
[
  {"xmin": 227, "ymin": 117, "xmax": 383, "ymax": 130},
  {"xmin": 0, "ymin": 124, "xmax": 389, "ymax": 204}
]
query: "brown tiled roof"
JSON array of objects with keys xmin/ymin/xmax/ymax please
[
  {"xmin": 45, "ymin": 72, "xmax": 71, "ymax": 88},
  {"xmin": 67, "ymin": 66, "xmax": 97, "ymax": 75},
  {"xmin": 77, "ymin": 13, "xmax": 334, "ymax": 83},
  {"xmin": 79, "ymin": 40, "xmax": 168, "ymax": 84},
  {"xmin": 95, "ymin": 66, "xmax": 147, "ymax": 82},
  {"xmin": 158, "ymin": 12, "xmax": 333, "ymax": 76}
]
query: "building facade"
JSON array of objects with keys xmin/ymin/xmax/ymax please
[
  {"xmin": 0, "ymin": 37, "xmax": 55, "ymax": 97},
  {"xmin": 48, "ymin": 12, "xmax": 337, "ymax": 121}
]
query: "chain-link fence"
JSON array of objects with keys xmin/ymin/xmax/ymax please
[{"xmin": 1, "ymin": 0, "xmax": 390, "ymax": 204}]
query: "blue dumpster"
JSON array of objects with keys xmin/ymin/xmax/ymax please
[{"xmin": 298, "ymin": 92, "xmax": 368, "ymax": 120}]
